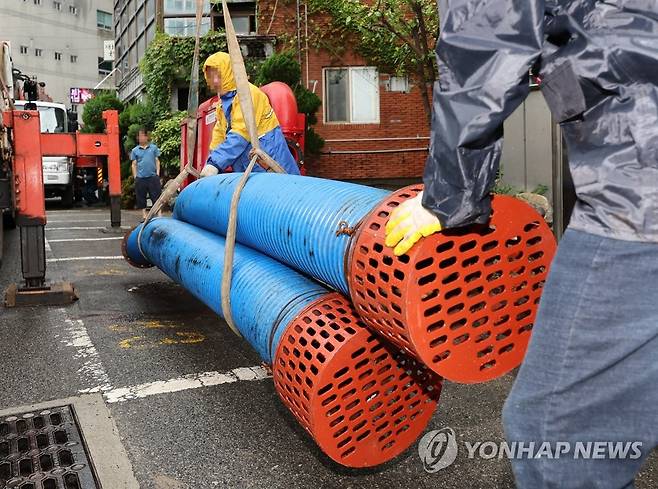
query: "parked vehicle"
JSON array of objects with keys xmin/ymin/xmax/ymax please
[{"xmin": 13, "ymin": 100, "xmax": 75, "ymax": 207}]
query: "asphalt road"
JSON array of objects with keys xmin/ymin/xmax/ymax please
[{"xmin": 0, "ymin": 204, "xmax": 656, "ymax": 489}]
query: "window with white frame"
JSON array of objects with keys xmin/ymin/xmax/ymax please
[
  {"xmin": 34, "ymin": 0, "xmax": 42, "ymax": 5},
  {"xmin": 70, "ymin": 54, "xmax": 77, "ymax": 63},
  {"xmin": 35, "ymin": 48, "xmax": 42, "ymax": 57},
  {"xmin": 324, "ymin": 67, "xmax": 380, "ymax": 124},
  {"xmin": 54, "ymin": 52, "xmax": 62, "ymax": 61},
  {"xmin": 69, "ymin": 5, "xmax": 77, "ymax": 15},
  {"xmin": 53, "ymin": 1, "xmax": 61, "ymax": 10},
  {"xmin": 20, "ymin": 46, "xmax": 29, "ymax": 55}
]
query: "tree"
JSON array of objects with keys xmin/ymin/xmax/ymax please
[
  {"xmin": 306, "ymin": 0, "xmax": 439, "ymax": 124},
  {"xmin": 255, "ymin": 52, "xmax": 303, "ymax": 88},
  {"xmin": 119, "ymin": 101, "xmax": 158, "ymax": 153},
  {"xmin": 256, "ymin": 52, "xmax": 324, "ymax": 155},
  {"xmin": 81, "ymin": 91, "xmax": 124, "ymax": 133}
]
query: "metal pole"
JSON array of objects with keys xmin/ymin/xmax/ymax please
[
  {"xmin": 304, "ymin": 2, "xmax": 309, "ymax": 88},
  {"xmin": 296, "ymin": 0, "xmax": 302, "ymax": 67},
  {"xmin": 103, "ymin": 110, "xmax": 122, "ymax": 228}
]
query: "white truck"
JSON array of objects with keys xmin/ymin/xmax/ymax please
[{"xmin": 13, "ymin": 100, "xmax": 75, "ymax": 207}]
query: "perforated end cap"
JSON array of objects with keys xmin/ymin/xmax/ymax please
[
  {"xmin": 349, "ymin": 187, "xmax": 557, "ymax": 384},
  {"xmin": 273, "ymin": 293, "xmax": 442, "ymax": 468}
]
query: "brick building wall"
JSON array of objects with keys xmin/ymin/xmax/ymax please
[{"xmin": 258, "ymin": 1, "xmax": 431, "ymax": 181}]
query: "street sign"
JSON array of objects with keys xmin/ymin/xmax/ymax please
[{"xmin": 104, "ymin": 40, "xmax": 115, "ymax": 61}]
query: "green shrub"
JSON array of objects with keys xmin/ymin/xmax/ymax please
[
  {"xmin": 81, "ymin": 92, "xmax": 124, "ymax": 133},
  {"xmin": 120, "ymin": 101, "xmax": 158, "ymax": 153},
  {"xmin": 151, "ymin": 112, "xmax": 187, "ymax": 175},
  {"xmin": 255, "ymin": 52, "xmax": 301, "ymax": 87},
  {"xmin": 255, "ymin": 52, "xmax": 324, "ymax": 155},
  {"xmin": 121, "ymin": 176, "xmax": 135, "ymax": 210},
  {"xmin": 294, "ymin": 86, "xmax": 322, "ymax": 127},
  {"xmin": 305, "ymin": 128, "xmax": 325, "ymax": 157}
]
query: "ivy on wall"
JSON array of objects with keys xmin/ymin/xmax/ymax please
[
  {"xmin": 151, "ymin": 111, "xmax": 187, "ymax": 175},
  {"xmin": 140, "ymin": 30, "xmax": 229, "ymax": 117}
]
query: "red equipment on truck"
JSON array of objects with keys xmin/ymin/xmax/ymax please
[
  {"xmin": 180, "ymin": 81, "xmax": 306, "ymax": 187},
  {"xmin": 0, "ymin": 41, "xmax": 122, "ymax": 307}
]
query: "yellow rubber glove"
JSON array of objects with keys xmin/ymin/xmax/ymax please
[{"xmin": 385, "ymin": 192, "xmax": 443, "ymax": 256}]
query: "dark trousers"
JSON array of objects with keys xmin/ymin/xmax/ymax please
[
  {"xmin": 135, "ymin": 176, "xmax": 162, "ymax": 210},
  {"xmin": 503, "ymin": 229, "xmax": 658, "ymax": 488}
]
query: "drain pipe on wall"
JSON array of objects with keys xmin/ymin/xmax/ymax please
[
  {"xmin": 305, "ymin": 2, "xmax": 309, "ymax": 88},
  {"xmin": 325, "ymin": 136, "xmax": 430, "ymax": 143},
  {"xmin": 296, "ymin": 0, "xmax": 302, "ymax": 67},
  {"xmin": 321, "ymin": 147, "xmax": 429, "ymax": 155}
]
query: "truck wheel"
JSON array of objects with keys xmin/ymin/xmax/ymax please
[{"xmin": 61, "ymin": 185, "xmax": 74, "ymax": 208}]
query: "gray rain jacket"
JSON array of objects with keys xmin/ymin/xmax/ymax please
[{"xmin": 424, "ymin": 0, "xmax": 658, "ymax": 242}]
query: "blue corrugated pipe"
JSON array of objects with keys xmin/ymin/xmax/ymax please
[
  {"xmin": 173, "ymin": 173, "xmax": 389, "ymax": 294},
  {"xmin": 123, "ymin": 218, "xmax": 327, "ymax": 362}
]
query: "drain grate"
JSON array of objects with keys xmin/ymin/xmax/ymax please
[{"xmin": 0, "ymin": 405, "xmax": 99, "ymax": 489}]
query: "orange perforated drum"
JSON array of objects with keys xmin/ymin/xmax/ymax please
[
  {"xmin": 273, "ymin": 293, "xmax": 442, "ymax": 467},
  {"xmin": 348, "ymin": 186, "xmax": 557, "ymax": 384}
]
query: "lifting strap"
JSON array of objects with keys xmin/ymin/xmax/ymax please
[{"xmin": 219, "ymin": 0, "xmax": 286, "ymax": 338}]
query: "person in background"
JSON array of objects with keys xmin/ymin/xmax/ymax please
[
  {"xmin": 199, "ymin": 52, "xmax": 300, "ymax": 177},
  {"xmin": 386, "ymin": 1, "xmax": 658, "ymax": 488},
  {"xmin": 131, "ymin": 128, "xmax": 162, "ymax": 220}
]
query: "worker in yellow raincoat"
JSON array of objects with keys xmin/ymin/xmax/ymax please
[{"xmin": 200, "ymin": 52, "xmax": 300, "ymax": 177}]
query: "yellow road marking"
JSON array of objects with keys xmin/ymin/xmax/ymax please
[
  {"xmin": 112, "ymin": 320, "xmax": 206, "ymax": 349},
  {"xmin": 159, "ymin": 332, "xmax": 206, "ymax": 346}
]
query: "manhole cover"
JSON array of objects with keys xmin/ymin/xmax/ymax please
[{"xmin": 0, "ymin": 405, "xmax": 99, "ymax": 489}]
